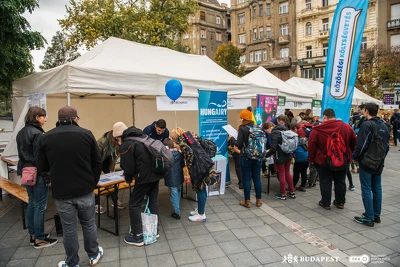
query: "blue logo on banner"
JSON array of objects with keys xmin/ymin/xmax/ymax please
[{"xmin": 322, "ymin": 0, "xmax": 369, "ymax": 121}]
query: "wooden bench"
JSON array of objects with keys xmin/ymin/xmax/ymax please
[
  {"xmin": 0, "ymin": 176, "xmax": 28, "ymax": 229},
  {"xmin": 94, "ymin": 181, "xmax": 134, "ymax": 217}
]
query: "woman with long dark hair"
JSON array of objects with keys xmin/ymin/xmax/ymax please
[{"xmin": 16, "ymin": 107, "xmax": 58, "ymax": 248}]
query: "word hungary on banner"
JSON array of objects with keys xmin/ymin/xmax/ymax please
[{"xmin": 322, "ymin": 0, "xmax": 369, "ymax": 120}]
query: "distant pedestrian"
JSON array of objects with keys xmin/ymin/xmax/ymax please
[{"xmin": 390, "ymin": 109, "xmax": 400, "ymax": 146}]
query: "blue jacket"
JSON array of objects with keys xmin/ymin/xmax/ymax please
[
  {"xmin": 352, "ymin": 117, "xmax": 390, "ymax": 175},
  {"xmin": 293, "ymin": 139, "xmax": 308, "ymax": 163},
  {"xmin": 165, "ymin": 150, "xmax": 184, "ymax": 187}
]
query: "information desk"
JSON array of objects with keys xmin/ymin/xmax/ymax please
[{"xmin": 96, "ymin": 171, "xmax": 133, "ymax": 236}]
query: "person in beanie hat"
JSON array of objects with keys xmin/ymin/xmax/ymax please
[
  {"xmin": 235, "ymin": 109, "xmax": 264, "ymax": 208},
  {"xmin": 113, "ymin": 123, "xmax": 163, "ymax": 247},
  {"xmin": 36, "ymin": 106, "xmax": 103, "ymax": 267}
]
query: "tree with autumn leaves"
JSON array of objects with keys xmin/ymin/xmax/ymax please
[
  {"xmin": 59, "ymin": 0, "xmax": 198, "ymax": 51},
  {"xmin": 214, "ymin": 42, "xmax": 245, "ymax": 77},
  {"xmin": 356, "ymin": 44, "xmax": 400, "ymax": 99}
]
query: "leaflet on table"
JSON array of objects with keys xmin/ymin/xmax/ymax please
[
  {"xmin": 222, "ymin": 125, "xmax": 238, "ymax": 139},
  {"xmin": 98, "ymin": 170, "xmax": 124, "ymax": 185}
]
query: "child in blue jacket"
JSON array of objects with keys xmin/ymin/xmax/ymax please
[{"xmin": 291, "ymin": 124, "xmax": 309, "ymax": 192}]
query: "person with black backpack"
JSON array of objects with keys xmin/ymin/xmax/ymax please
[
  {"xmin": 390, "ymin": 109, "xmax": 400, "ymax": 147},
  {"xmin": 353, "ymin": 103, "xmax": 390, "ymax": 227}
]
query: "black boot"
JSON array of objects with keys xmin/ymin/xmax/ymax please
[{"xmin": 238, "ymin": 181, "xmax": 244, "ymax": 189}]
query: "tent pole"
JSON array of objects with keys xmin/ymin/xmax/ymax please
[
  {"xmin": 132, "ymin": 96, "xmax": 135, "ymax": 126},
  {"xmin": 67, "ymin": 92, "xmax": 71, "ymax": 106}
]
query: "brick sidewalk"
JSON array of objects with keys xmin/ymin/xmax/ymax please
[{"xmin": 0, "ymin": 148, "xmax": 399, "ymax": 267}]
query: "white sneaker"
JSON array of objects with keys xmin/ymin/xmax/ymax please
[
  {"xmin": 89, "ymin": 246, "xmax": 103, "ymax": 266},
  {"xmin": 188, "ymin": 214, "xmax": 206, "ymax": 222},
  {"xmin": 95, "ymin": 205, "xmax": 105, "ymax": 214},
  {"xmin": 189, "ymin": 208, "xmax": 198, "ymax": 216},
  {"xmin": 58, "ymin": 261, "xmax": 79, "ymax": 267},
  {"xmin": 111, "ymin": 199, "xmax": 125, "ymax": 209}
]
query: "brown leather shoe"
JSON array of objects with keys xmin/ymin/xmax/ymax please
[
  {"xmin": 256, "ymin": 199, "xmax": 262, "ymax": 207},
  {"xmin": 239, "ymin": 200, "xmax": 250, "ymax": 208}
]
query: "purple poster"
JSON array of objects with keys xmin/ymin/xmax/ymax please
[{"xmin": 255, "ymin": 95, "xmax": 278, "ymax": 124}]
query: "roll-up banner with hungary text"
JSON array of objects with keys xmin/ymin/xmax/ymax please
[{"xmin": 322, "ymin": 0, "xmax": 369, "ymax": 120}]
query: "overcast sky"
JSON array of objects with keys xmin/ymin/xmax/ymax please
[{"xmin": 26, "ymin": 0, "xmax": 229, "ymax": 71}]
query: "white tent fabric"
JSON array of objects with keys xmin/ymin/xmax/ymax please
[
  {"xmin": 242, "ymin": 67, "xmax": 315, "ymax": 102},
  {"xmin": 286, "ymin": 77, "xmax": 383, "ymax": 106},
  {"xmin": 13, "ymin": 37, "xmax": 277, "ymax": 99}
]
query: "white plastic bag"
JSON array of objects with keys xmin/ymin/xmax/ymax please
[{"xmin": 141, "ymin": 198, "xmax": 158, "ymax": 245}]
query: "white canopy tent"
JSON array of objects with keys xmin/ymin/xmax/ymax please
[
  {"xmin": 242, "ymin": 67, "xmax": 316, "ymax": 103},
  {"xmin": 286, "ymin": 77, "xmax": 383, "ymax": 107}
]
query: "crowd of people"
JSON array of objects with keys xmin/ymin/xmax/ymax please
[{"xmin": 15, "ymin": 102, "xmax": 395, "ymax": 266}]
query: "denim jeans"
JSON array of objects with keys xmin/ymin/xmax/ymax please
[
  {"xmin": 55, "ymin": 192, "xmax": 99, "ymax": 266},
  {"xmin": 196, "ymin": 186, "xmax": 207, "ymax": 215},
  {"xmin": 359, "ymin": 167, "xmax": 382, "ymax": 221},
  {"xmin": 239, "ymin": 156, "xmax": 262, "ymax": 200},
  {"xmin": 26, "ymin": 175, "xmax": 49, "ymax": 240},
  {"xmin": 276, "ymin": 160, "xmax": 294, "ymax": 195},
  {"xmin": 315, "ymin": 165, "xmax": 347, "ymax": 206},
  {"xmin": 169, "ymin": 185, "xmax": 182, "ymax": 215}
]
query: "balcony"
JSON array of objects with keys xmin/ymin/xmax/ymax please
[
  {"xmin": 237, "ymin": 43, "xmax": 246, "ymax": 50},
  {"xmin": 388, "ymin": 19, "xmax": 400, "ymax": 30},
  {"xmin": 319, "ymin": 29, "xmax": 330, "ymax": 38},
  {"xmin": 278, "ymin": 35, "xmax": 290, "ymax": 45},
  {"xmin": 298, "ymin": 56, "xmax": 327, "ymax": 66}
]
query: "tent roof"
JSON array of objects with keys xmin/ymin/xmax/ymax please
[
  {"xmin": 242, "ymin": 67, "xmax": 315, "ymax": 102},
  {"xmin": 13, "ymin": 37, "xmax": 277, "ymax": 98},
  {"xmin": 286, "ymin": 77, "xmax": 383, "ymax": 106}
]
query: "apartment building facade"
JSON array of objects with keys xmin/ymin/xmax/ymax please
[
  {"xmin": 377, "ymin": 0, "xmax": 400, "ymax": 48},
  {"xmin": 296, "ymin": 0, "xmax": 378, "ymax": 82},
  {"xmin": 230, "ymin": 0, "xmax": 297, "ymax": 80},
  {"xmin": 183, "ymin": 0, "xmax": 230, "ymax": 60}
]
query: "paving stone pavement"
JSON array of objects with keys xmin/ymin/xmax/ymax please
[{"xmin": 1, "ymin": 148, "xmax": 400, "ymax": 267}]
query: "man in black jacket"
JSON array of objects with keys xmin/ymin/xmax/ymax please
[
  {"xmin": 113, "ymin": 122, "xmax": 163, "ymax": 246},
  {"xmin": 390, "ymin": 109, "xmax": 400, "ymax": 146},
  {"xmin": 37, "ymin": 106, "xmax": 103, "ymax": 267},
  {"xmin": 353, "ymin": 103, "xmax": 390, "ymax": 227}
]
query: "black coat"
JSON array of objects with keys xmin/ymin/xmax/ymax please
[
  {"xmin": 119, "ymin": 126, "xmax": 163, "ymax": 185},
  {"xmin": 352, "ymin": 117, "xmax": 390, "ymax": 174},
  {"xmin": 265, "ymin": 124, "xmax": 292, "ymax": 165},
  {"xmin": 16, "ymin": 122, "xmax": 45, "ymax": 177},
  {"xmin": 36, "ymin": 121, "xmax": 102, "ymax": 199}
]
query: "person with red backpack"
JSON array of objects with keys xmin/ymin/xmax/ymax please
[{"xmin": 308, "ymin": 108, "xmax": 356, "ymax": 210}]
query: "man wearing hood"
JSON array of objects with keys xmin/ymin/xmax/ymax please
[
  {"xmin": 308, "ymin": 108, "xmax": 356, "ymax": 210},
  {"xmin": 353, "ymin": 103, "xmax": 390, "ymax": 227},
  {"xmin": 36, "ymin": 106, "xmax": 103, "ymax": 267},
  {"xmin": 143, "ymin": 119, "xmax": 169, "ymax": 142},
  {"xmin": 113, "ymin": 122, "xmax": 163, "ymax": 246}
]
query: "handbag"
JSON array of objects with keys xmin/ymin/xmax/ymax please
[
  {"xmin": 141, "ymin": 197, "xmax": 158, "ymax": 245},
  {"xmin": 21, "ymin": 166, "xmax": 37, "ymax": 186}
]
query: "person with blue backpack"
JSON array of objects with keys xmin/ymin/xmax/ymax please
[{"xmin": 236, "ymin": 109, "xmax": 265, "ymax": 208}]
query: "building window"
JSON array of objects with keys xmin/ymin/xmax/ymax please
[
  {"xmin": 255, "ymin": 50, "xmax": 262, "ymax": 62},
  {"xmin": 183, "ymin": 34, "xmax": 189, "ymax": 40},
  {"xmin": 253, "ymin": 7, "xmax": 257, "ymax": 19},
  {"xmin": 315, "ymin": 67, "xmax": 325, "ymax": 79},
  {"xmin": 279, "ymin": 1, "xmax": 289, "ymax": 14},
  {"xmin": 266, "ymin": 26, "xmax": 271, "ymax": 38},
  {"xmin": 263, "ymin": 50, "xmax": 267, "ymax": 61},
  {"xmin": 253, "ymin": 28, "xmax": 257, "ymax": 40},
  {"xmin": 306, "ymin": 46, "xmax": 312, "ymax": 58},
  {"xmin": 391, "ymin": 4, "xmax": 400, "ymax": 20},
  {"xmin": 361, "ymin": 37, "xmax": 367, "ymax": 49},
  {"xmin": 303, "ymin": 68, "xmax": 313, "ymax": 79},
  {"xmin": 239, "ymin": 34, "xmax": 246, "ymax": 44},
  {"xmin": 250, "ymin": 52, "xmax": 254, "ymax": 63},
  {"xmin": 305, "ymin": 22, "xmax": 312, "ymax": 35},
  {"xmin": 259, "ymin": 5, "xmax": 263, "ymax": 17},
  {"xmin": 266, "ymin": 4, "xmax": 271, "ymax": 16},
  {"xmin": 200, "ymin": 11, "xmax": 206, "ymax": 21},
  {"xmin": 306, "ymin": 0, "xmax": 311, "ymax": 9},
  {"xmin": 322, "ymin": 0, "xmax": 328, "ymax": 7},
  {"xmin": 280, "ymin": 47, "xmax": 289, "ymax": 58},
  {"xmin": 240, "ymin": 55, "xmax": 246, "ymax": 64},
  {"xmin": 200, "ymin": 29, "xmax": 206, "ymax": 39},
  {"xmin": 280, "ymin": 24, "xmax": 289, "ymax": 36},
  {"xmin": 238, "ymin": 14, "xmax": 245, "ymax": 24},
  {"xmin": 216, "ymin": 16, "xmax": 221, "ymax": 25},
  {"xmin": 391, "ymin": 34, "xmax": 400, "ymax": 46},
  {"xmin": 323, "ymin": 43, "xmax": 328, "ymax": 56},
  {"xmin": 259, "ymin": 27, "xmax": 264, "ymax": 39},
  {"xmin": 322, "ymin": 18, "xmax": 329, "ymax": 31},
  {"xmin": 237, "ymin": 0, "xmax": 244, "ymax": 3},
  {"xmin": 201, "ymin": 46, "xmax": 206, "ymax": 55},
  {"xmin": 216, "ymin": 32, "xmax": 222, "ymax": 42}
]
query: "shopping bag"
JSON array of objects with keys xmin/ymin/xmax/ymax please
[{"xmin": 141, "ymin": 197, "xmax": 158, "ymax": 245}]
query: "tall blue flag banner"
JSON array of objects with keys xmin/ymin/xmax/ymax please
[
  {"xmin": 322, "ymin": 0, "xmax": 369, "ymax": 120},
  {"xmin": 198, "ymin": 90, "xmax": 229, "ymax": 181}
]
